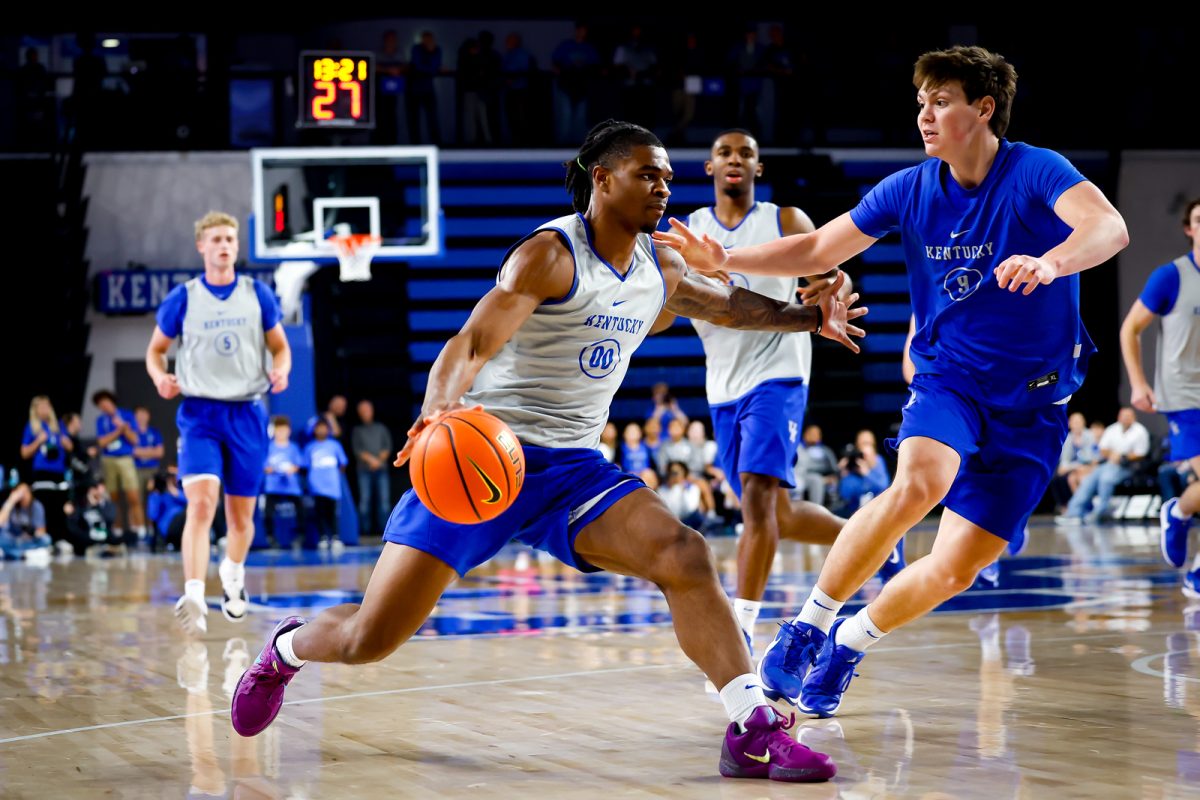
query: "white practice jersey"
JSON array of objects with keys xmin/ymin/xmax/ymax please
[
  {"xmin": 466, "ymin": 213, "xmax": 666, "ymax": 448},
  {"xmin": 687, "ymin": 202, "xmax": 811, "ymax": 405}
]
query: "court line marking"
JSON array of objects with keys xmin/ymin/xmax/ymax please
[
  {"xmin": 1131, "ymin": 648, "xmax": 1200, "ymax": 683},
  {"xmin": 0, "ymin": 630, "xmax": 1136, "ymax": 745}
]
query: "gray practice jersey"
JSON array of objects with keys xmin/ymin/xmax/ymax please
[
  {"xmin": 686, "ymin": 202, "xmax": 811, "ymax": 405},
  {"xmin": 466, "ymin": 213, "xmax": 666, "ymax": 448},
  {"xmin": 175, "ymin": 276, "xmax": 271, "ymax": 401},
  {"xmin": 1155, "ymin": 254, "xmax": 1200, "ymax": 412}
]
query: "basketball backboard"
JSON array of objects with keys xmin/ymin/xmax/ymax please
[{"xmin": 250, "ymin": 146, "xmax": 441, "ymax": 263}]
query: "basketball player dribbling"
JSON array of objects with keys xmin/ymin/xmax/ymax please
[
  {"xmin": 655, "ymin": 46, "xmax": 1128, "ymax": 716},
  {"xmin": 232, "ymin": 121, "xmax": 868, "ymax": 782},
  {"xmin": 146, "ymin": 211, "xmax": 291, "ymax": 634}
]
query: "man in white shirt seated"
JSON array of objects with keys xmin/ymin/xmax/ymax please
[{"xmin": 1056, "ymin": 407, "xmax": 1151, "ymax": 525}]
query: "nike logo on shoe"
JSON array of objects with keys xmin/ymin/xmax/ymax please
[
  {"xmin": 950, "ymin": 229, "xmax": 971, "ymax": 238},
  {"xmin": 744, "ymin": 750, "xmax": 770, "ymax": 764}
]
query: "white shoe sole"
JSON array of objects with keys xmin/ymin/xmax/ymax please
[
  {"xmin": 174, "ymin": 596, "xmax": 208, "ymax": 635},
  {"xmin": 221, "ymin": 588, "xmax": 248, "ymax": 623}
]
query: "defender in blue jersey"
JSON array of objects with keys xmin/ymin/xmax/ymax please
[
  {"xmin": 657, "ymin": 46, "xmax": 1129, "ymax": 715},
  {"xmin": 146, "ymin": 211, "xmax": 292, "ymax": 635},
  {"xmin": 232, "ymin": 122, "xmax": 868, "ymax": 783},
  {"xmin": 1122, "ymin": 198, "xmax": 1200, "ymax": 595}
]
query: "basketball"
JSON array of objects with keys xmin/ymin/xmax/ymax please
[{"xmin": 410, "ymin": 409, "xmax": 526, "ymax": 524}]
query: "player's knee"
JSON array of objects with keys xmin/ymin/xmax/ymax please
[
  {"xmin": 186, "ymin": 494, "xmax": 218, "ymax": 522},
  {"xmin": 888, "ymin": 474, "xmax": 945, "ymax": 513},
  {"xmin": 928, "ymin": 559, "xmax": 976, "ymax": 595},
  {"xmin": 649, "ymin": 526, "xmax": 716, "ymax": 586}
]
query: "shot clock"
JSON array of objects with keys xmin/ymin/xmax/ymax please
[{"xmin": 299, "ymin": 51, "xmax": 375, "ymax": 129}]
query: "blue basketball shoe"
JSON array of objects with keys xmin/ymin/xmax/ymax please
[
  {"xmin": 799, "ymin": 618, "xmax": 865, "ymax": 717},
  {"xmin": 758, "ymin": 620, "xmax": 826, "ymax": 707}
]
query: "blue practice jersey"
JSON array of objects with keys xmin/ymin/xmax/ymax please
[{"xmin": 851, "ymin": 139, "xmax": 1093, "ymax": 409}]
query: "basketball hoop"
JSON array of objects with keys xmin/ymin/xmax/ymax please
[{"xmin": 329, "ymin": 233, "xmax": 381, "ymax": 282}]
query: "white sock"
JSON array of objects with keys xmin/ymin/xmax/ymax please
[
  {"xmin": 275, "ymin": 628, "xmax": 307, "ymax": 668},
  {"xmin": 184, "ymin": 579, "xmax": 207, "ymax": 609},
  {"xmin": 219, "ymin": 557, "xmax": 245, "ymax": 588},
  {"xmin": 793, "ymin": 586, "xmax": 843, "ymax": 633},
  {"xmin": 1172, "ymin": 500, "xmax": 1191, "ymax": 520},
  {"xmin": 733, "ymin": 599, "xmax": 762, "ymax": 641},
  {"xmin": 836, "ymin": 606, "xmax": 887, "ymax": 652},
  {"xmin": 719, "ymin": 673, "xmax": 768, "ymax": 731}
]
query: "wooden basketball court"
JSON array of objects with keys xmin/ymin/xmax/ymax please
[{"xmin": 1, "ymin": 520, "xmax": 1197, "ymax": 798}]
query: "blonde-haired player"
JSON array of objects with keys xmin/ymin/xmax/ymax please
[{"xmin": 146, "ymin": 211, "xmax": 291, "ymax": 634}]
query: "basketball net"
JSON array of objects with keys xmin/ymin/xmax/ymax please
[{"xmin": 329, "ymin": 233, "xmax": 381, "ymax": 282}]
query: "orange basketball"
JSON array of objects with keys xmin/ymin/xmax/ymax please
[{"xmin": 409, "ymin": 409, "xmax": 526, "ymax": 524}]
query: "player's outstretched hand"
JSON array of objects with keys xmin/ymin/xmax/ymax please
[
  {"xmin": 817, "ymin": 272, "xmax": 867, "ymax": 354},
  {"xmin": 994, "ymin": 255, "xmax": 1054, "ymax": 295},
  {"xmin": 155, "ymin": 373, "xmax": 181, "ymax": 400},
  {"xmin": 653, "ymin": 218, "xmax": 730, "ymax": 275},
  {"xmin": 395, "ymin": 403, "xmax": 484, "ymax": 467}
]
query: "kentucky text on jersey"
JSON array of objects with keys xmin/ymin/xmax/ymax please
[
  {"xmin": 202, "ymin": 317, "xmax": 250, "ymax": 330},
  {"xmin": 924, "ymin": 242, "xmax": 995, "ymax": 261},
  {"xmin": 583, "ymin": 314, "xmax": 646, "ymax": 334}
]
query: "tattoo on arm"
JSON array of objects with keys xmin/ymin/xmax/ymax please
[{"xmin": 665, "ymin": 271, "xmax": 819, "ymax": 332}]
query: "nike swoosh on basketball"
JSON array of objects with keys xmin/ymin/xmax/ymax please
[
  {"xmin": 744, "ymin": 750, "xmax": 770, "ymax": 764},
  {"xmin": 950, "ymin": 229, "xmax": 971, "ymax": 238},
  {"xmin": 613, "ymin": 299, "xmax": 628, "ymax": 306},
  {"xmin": 467, "ymin": 457, "xmax": 502, "ymax": 504}
]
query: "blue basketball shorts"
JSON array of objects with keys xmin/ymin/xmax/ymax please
[
  {"xmin": 710, "ymin": 378, "xmax": 808, "ymax": 499},
  {"xmin": 383, "ymin": 445, "xmax": 646, "ymax": 576}
]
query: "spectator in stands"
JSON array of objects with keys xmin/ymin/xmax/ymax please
[
  {"xmin": 65, "ymin": 481, "xmax": 120, "ymax": 555},
  {"xmin": 132, "ymin": 406, "xmax": 164, "ymax": 500},
  {"xmin": 501, "ymin": 33, "xmax": 536, "ymax": 144},
  {"xmin": 658, "ymin": 418, "xmax": 693, "ymax": 474},
  {"xmin": 551, "ymin": 22, "xmax": 600, "ymax": 145},
  {"xmin": 1160, "ymin": 457, "xmax": 1195, "ymax": 504},
  {"xmin": 0, "ymin": 484, "xmax": 51, "ymax": 562},
  {"xmin": 837, "ymin": 429, "xmax": 890, "ymax": 514},
  {"xmin": 62, "ymin": 413, "xmax": 100, "ymax": 497},
  {"xmin": 264, "ymin": 416, "xmax": 304, "ymax": 548},
  {"xmin": 597, "ymin": 422, "xmax": 618, "ymax": 463},
  {"xmin": 373, "ymin": 29, "xmax": 403, "ymax": 145},
  {"xmin": 643, "ymin": 416, "xmax": 664, "ymax": 467},
  {"xmin": 304, "ymin": 419, "xmax": 347, "ymax": 552},
  {"xmin": 649, "ymin": 382, "xmax": 688, "ymax": 428},
  {"xmin": 352, "ymin": 400, "xmax": 393, "ymax": 537},
  {"xmin": 1050, "ymin": 412, "xmax": 1100, "ymax": 512},
  {"xmin": 21, "ymin": 395, "xmax": 73, "ymax": 547},
  {"xmin": 639, "ymin": 467, "xmax": 661, "ymax": 491},
  {"xmin": 667, "ymin": 32, "xmax": 704, "ymax": 145},
  {"xmin": 684, "ymin": 419, "xmax": 717, "ymax": 476},
  {"xmin": 799, "ymin": 424, "xmax": 838, "ymax": 508},
  {"xmin": 620, "ymin": 422, "xmax": 652, "ymax": 474},
  {"xmin": 457, "ymin": 36, "xmax": 492, "ymax": 145},
  {"xmin": 1057, "ymin": 407, "xmax": 1151, "ymax": 525},
  {"xmin": 658, "ymin": 460, "xmax": 710, "ymax": 529},
  {"xmin": 92, "ymin": 390, "xmax": 145, "ymax": 542},
  {"xmin": 145, "ymin": 473, "xmax": 186, "ymax": 550},
  {"xmin": 407, "ymin": 30, "xmax": 444, "ymax": 144},
  {"xmin": 306, "ymin": 395, "xmax": 347, "ymax": 442},
  {"xmin": 727, "ymin": 27, "xmax": 764, "ymax": 133},
  {"xmin": 613, "ymin": 24, "xmax": 658, "ymax": 128}
]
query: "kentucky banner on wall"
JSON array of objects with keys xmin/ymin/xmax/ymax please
[{"xmin": 96, "ymin": 268, "xmax": 277, "ymax": 314}]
